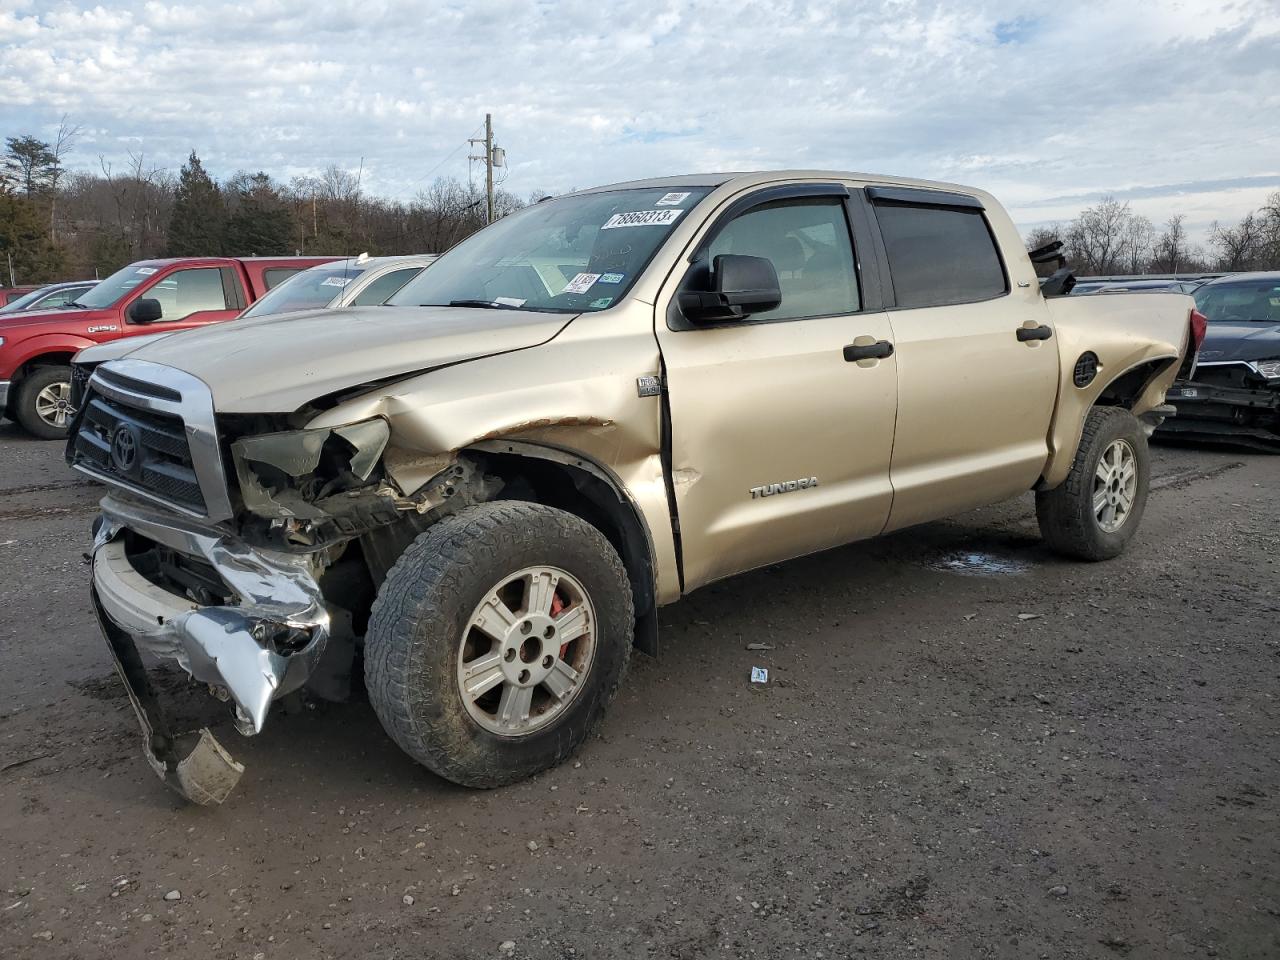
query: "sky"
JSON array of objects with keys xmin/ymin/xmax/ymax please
[{"xmin": 1, "ymin": 0, "xmax": 1278, "ymax": 246}]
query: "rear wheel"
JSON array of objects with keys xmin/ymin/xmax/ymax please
[
  {"xmin": 1037, "ymin": 406, "xmax": 1150, "ymax": 561},
  {"xmin": 364, "ymin": 501, "xmax": 634, "ymax": 787},
  {"xmin": 14, "ymin": 365, "xmax": 74, "ymax": 440}
]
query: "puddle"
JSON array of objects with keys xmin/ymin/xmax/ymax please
[{"xmin": 931, "ymin": 551, "xmax": 1029, "ymax": 577}]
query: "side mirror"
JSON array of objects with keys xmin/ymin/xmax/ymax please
[
  {"xmin": 128, "ymin": 298, "xmax": 164, "ymax": 324},
  {"xmin": 678, "ymin": 254, "xmax": 781, "ymax": 322}
]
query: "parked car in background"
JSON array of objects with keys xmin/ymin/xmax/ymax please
[
  {"xmin": 1072, "ymin": 276, "xmax": 1213, "ymax": 295},
  {"xmin": 0, "ymin": 256, "xmax": 338, "ymax": 439},
  {"xmin": 0, "ymin": 281, "xmax": 98, "ymax": 313},
  {"xmin": 1160, "ymin": 272, "xmax": 1280, "ymax": 448},
  {"xmin": 67, "ymin": 255, "xmax": 437, "ymax": 405},
  {"xmin": 68, "ymin": 170, "xmax": 1203, "ymax": 804},
  {"xmin": 0, "ymin": 285, "xmax": 41, "ymax": 306},
  {"xmin": 239, "ymin": 254, "xmax": 437, "ymax": 319}
]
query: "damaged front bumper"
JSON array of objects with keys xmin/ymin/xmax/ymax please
[
  {"xmin": 91, "ymin": 494, "xmax": 331, "ymax": 804},
  {"xmin": 1160, "ymin": 380, "xmax": 1280, "ymax": 449}
]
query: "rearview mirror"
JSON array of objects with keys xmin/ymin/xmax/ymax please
[
  {"xmin": 678, "ymin": 254, "xmax": 781, "ymax": 322},
  {"xmin": 128, "ymin": 298, "xmax": 163, "ymax": 324}
]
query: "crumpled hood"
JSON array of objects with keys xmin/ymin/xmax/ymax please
[
  {"xmin": 1198, "ymin": 322, "xmax": 1280, "ymax": 363},
  {"xmin": 114, "ymin": 305, "xmax": 574, "ymax": 412}
]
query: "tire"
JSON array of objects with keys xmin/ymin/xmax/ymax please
[
  {"xmin": 1036, "ymin": 406, "xmax": 1150, "ymax": 561},
  {"xmin": 364, "ymin": 501, "xmax": 634, "ymax": 788},
  {"xmin": 14, "ymin": 365, "xmax": 74, "ymax": 440}
]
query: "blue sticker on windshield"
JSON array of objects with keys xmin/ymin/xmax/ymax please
[
  {"xmin": 589, "ymin": 297, "xmax": 614, "ymax": 309},
  {"xmin": 598, "ymin": 273, "xmax": 624, "ymax": 284}
]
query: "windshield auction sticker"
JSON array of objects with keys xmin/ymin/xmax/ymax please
[
  {"xmin": 601, "ymin": 209, "xmax": 683, "ymax": 229},
  {"xmin": 563, "ymin": 272, "xmax": 601, "ymax": 294},
  {"xmin": 655, "ymin": 192, "xmax": 691, "ymax": 206},
  {"xmin": 320, "ymin": 276, "xmax": 353, "ymax": 287}
]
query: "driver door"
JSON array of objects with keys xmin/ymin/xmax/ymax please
[
  {"xmin": 655, "ymin": 186, "xmax": 899, "ymax": 590},
  {"xmin": 126, "ymin": 267, "xmax": 241, "ymax": 331}
]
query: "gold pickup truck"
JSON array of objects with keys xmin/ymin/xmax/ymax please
[{"xmin": 67, "ymin": 171, "xmax": 1204, "ymax": 804}]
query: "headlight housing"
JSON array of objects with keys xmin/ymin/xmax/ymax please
[
  {"xmin": 1254, "ymin": 358, "xmax": 1280, "ymax": 380},
  {"xmin": 231, "ymin": 417, "xmax": 391, "ymax": 521}
]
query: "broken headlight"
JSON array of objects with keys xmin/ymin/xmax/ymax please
[{"xmin": 231, "ymin": 417, "xmax": 391, "ymax": 520}]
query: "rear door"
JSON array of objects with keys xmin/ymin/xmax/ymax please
[
  {"xmin": 865, "ymin": 186, "xmax": 1058, "ymax": 531},
  {"xmin": 655, "ymin": 183, "xmax": 899, "ymax": 590}
]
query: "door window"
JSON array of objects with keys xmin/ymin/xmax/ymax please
[
  {"xmin": 704, "ymin": 199, "xmax": 861, "ymax": 321},
  {"xmin": 873, "ymin": 203, "xmax": 1007, "ymax": 308},
  {"xmin": 146, "ymin": 268, "xmax": 230, "ymax": 321}
]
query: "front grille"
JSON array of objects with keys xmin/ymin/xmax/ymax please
[{"xmin": 72, "ymin": 388, "xmax": 206, "ymax": 512}]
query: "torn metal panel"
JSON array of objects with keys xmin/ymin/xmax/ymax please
[{"xmin": 93, "ymin": 495, "xmax": 331, "ymax": 736}]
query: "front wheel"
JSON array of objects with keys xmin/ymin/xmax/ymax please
[
  {"xmin": 13, "ymin": 365, "xmax": 74, "ymax": 440},
  {"xmin": 1036, "ymin": 406, "xmax": 1151, "ymax": 561},
  {"xmin": 364, "ymin": 501, "xmax": 634, "ymax": 787}
]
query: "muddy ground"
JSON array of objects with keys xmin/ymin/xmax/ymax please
[{"xmin": 0, "ymin": 421, "xmax": 1276, "ymax": 960}]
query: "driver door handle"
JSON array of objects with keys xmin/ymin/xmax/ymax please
[
  {"xmin": 843, "ymin": 340, "xmax": 894, "ymax": 362},
  {"xmin": 1016, "ymin": 324, "xmax": 1053, "ymax": 342}
]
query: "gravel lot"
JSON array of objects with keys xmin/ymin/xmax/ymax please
[{"xmin": 1, "ymin": 420, "xmax": 1277, "ymax": 960}]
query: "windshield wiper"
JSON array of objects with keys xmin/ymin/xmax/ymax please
[
  {"xmin": 440, "ymin": 299, "xmax": 524, "ymax": 310},
  {"xmin": 65, "ymin": 301, "xmax": 89, "ymax": 309}
]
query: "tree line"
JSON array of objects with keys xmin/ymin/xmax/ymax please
[
  {"xmin": 1024, "ymin": 191, "xmax": 1280, "ymax": 276},
  {"xmin": 1, "ymin": 124, "xmax": 530, "ymax": 285}
]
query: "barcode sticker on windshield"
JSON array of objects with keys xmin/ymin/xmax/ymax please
[
  {"xmin": 655, "ymin": 192, "xmax": 691, "ymax": 206},
  {"xmin": 563, "ymin": 273, "xmax": 601, "ymax": 294},
  {"xmin": 320, "ymin": 276, "xmax": 352, "ymax": 288},
  {"xmin": 135, "ymin": 267, "xmax": 157, "ymax": 275},
  {"xmin": 601, "ymin": 209, "xmax": 683, "ymax": 230}
]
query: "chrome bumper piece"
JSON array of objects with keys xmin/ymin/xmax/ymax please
[{"xmin": 91, "ymin": 493, "xmax": 331, "ymax": 804}]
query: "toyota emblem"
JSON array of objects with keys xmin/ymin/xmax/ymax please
[{"xmin": 110, "ymin": 424, "xmax": 140, "ymax": 473}]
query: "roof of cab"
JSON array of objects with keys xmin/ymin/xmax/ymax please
[{"xmin": 575, "ymin": 169, "xmax": 984, "ymax": 197}]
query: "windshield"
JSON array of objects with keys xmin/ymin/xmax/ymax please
[
  {"xmin": 241, "ymin": 263, "xmax": 366, "ymax": 318},
  {"xmin": 388, "ymin": 187, "xmax": 711, "ymax": 313},
  {"xmin": 1194, "ymin": 280, "xmax": 1280, "ymax": 324},
  {"xmin": 74, "ymin": 264, "xmax": 166, "ymax": 309}
]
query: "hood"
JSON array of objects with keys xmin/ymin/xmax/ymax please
[
  {"xmin": 117, "ymin": 305, "xmax": 574, "ymax": 412},
  {"xmin": 0, "ymin": 304, "xmax": 116, "ymax": 332},
  {"xmin": 1198, "ymin": 322, "xmax": 1280, "ymax": 364}
]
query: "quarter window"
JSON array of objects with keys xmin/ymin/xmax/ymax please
[
  {"xmin": 873, "ymin": 202, "xmax": 1007, "ymax": 308},
  {"xmin": 350, "ymin": 267, "xmax": 424, "ymax": 306},
  {"xmin": 705, "ymin": 199, "xmax": 861, "ymax": 321}
]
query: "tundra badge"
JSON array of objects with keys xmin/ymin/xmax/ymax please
[{"xmin": 750, "ymin": 477, "xmax": 819, "ymax": 499}]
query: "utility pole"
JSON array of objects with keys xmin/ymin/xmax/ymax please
[{"xmin": 469, "ymin": 114, "xmax": 498, "ymax": 224}]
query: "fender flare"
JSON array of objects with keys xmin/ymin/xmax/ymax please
[
  {"xmin": 467, "ymin": 438, "xmax": 660, "ymax": 656},
  {"xmin": 6, "ymin": 333, "xmax": 97, "ymax": 378}
]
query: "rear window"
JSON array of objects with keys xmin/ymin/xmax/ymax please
[
  {"xmin": 874, "ymin": 203, "xmax": 1007, "ymax": 309},
  {"xmin": 263, "ymin": 268, "xmax": 303, "ymax": 289}
]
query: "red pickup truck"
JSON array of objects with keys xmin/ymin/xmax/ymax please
[{"xmin": 0, "ymin": 256, "xmax": 338, "ymax": 438}]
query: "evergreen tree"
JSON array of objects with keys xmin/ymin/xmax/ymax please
[
  {"xmin": 0, "ymin": 190, "xmax": 66, "ymax": 282},
  {"xmin": 223, "ymin": 172, "xmax": 294, "ymax": 255},
  {"xmin": 166, "ymin": 151, "xmax": 225, "ymax": 256},
  {"xmin": 4, "ymin": 136, "xmax": 57, "ymax": 196}
]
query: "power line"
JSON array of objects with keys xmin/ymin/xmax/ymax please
[{"xmin": 416, "ymin": 123, "xmax": 484, "ymax": 185}]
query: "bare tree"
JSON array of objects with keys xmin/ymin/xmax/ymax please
[
  {"xmin": 48, "ymin": 114, "xmax": 83, "ymax": 243},
  {"xmin": 1064, "ymin": 197, "xmax": 1134, "ymax": 274},
  {"xmin": 1151, "ymin": 215, "xmax": 1188, "ymax": 273},
  {"xmin": 1210, "ymin": 212, "xmax": 1264, "ymax": 271}
]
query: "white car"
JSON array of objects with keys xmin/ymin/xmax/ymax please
[{"xmin": 238, "ymin": 254, "xmax": 438, "ymax": 319}]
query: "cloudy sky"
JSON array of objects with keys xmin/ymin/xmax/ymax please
[{"xmin": 2, "ymin": 0, "xmax": 1278, "ymax": 243}]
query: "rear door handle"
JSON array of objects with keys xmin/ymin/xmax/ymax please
[
  {"xmin": 1016, "ymin": 324, "xmax": 1053, "ymax": 342},
  {"xmin": 843, "ymin": 339, "xmax": 894, "ymax": 362}
]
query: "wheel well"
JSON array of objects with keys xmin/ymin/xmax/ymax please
[
  {"xmin": 7, "ymin": 353, "xmax": 75, "ymax": 416},
  {"xmin": 468, "ymin": 446, "xmax": 659, "ymax": 657},
  {"xmin": 1094, "ymin": 358, "xmax": 1175, "ymax": 409}
]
